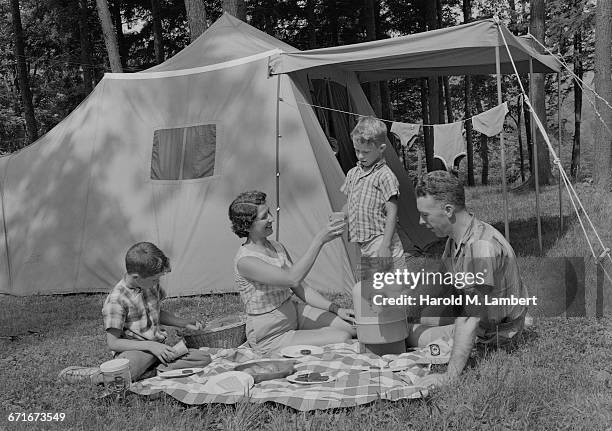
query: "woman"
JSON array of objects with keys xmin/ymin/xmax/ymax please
[{"xmin": 229, "ymin": 191, "xmax": 356, "ymax": 354}]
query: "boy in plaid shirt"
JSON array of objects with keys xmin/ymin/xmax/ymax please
[
  {"xmin": 101, "ymin": 242, "xmax": 208, "ymax": 381},
  {"xmin": 58, "ymin": 242, "xmax": 209, "ymax": 384},
  {"xmin": 341, "ymin": 116, "xmax": 406, "ymax": 270}
]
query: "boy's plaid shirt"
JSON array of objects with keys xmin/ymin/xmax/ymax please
[
  {"xmin": 102, "ymin": 278, "xmax": 168, "ymax": 342},
  {"xmin": 341, "ymin": 159, "xmax": 400, "ymax": 243}
]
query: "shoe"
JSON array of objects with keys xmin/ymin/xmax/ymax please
[{"xmin": 58, "ymin": 366, "xmax": 102, "ymax": 384}]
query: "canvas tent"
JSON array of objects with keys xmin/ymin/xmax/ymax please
[
  {"xmin": 0, "ymin": 14, "xmax": 558, "ymax": 297},
  {"xmin": 0, "ymin": 13, "xmax": 433, "ymax": 297}
]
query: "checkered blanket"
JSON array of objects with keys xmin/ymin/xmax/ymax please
[{"xmin": 130, "ymin": 342, "xmax": 448, "ymax": 411}]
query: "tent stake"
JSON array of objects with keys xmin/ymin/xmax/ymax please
[
  {"xmin": 530, "ymin": 59, "xmax": 543, "ymax": 254},
  {"xmin": 495, "ymin": 46, "xmax": 510, "ymax": 241},
  {"xmin": 275, "ymin": 74, "xmax": 281, "ymax": 242}
]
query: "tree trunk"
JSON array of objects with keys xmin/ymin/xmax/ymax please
[
  {"xmin": 110, "ymin": 0, "xmax": 126, "ymax": 68},
  {"xmin": 529, "ymin": 0, "xmax": 552, "ymax": 185},
  {"xmin": 77, "ymin": 0, "xmax": 95, "ymax": 95},
  {"xmin": 151, "ymin": 0, "xmax": 164, "ymax": 64},
  {"xmin": 374, "ymin": 0, "xmax": 391, "ymax": 122},
  {"xmin": 480, "ymin": 133, "xmax": 489, "ymax": 185},
  {"xmin": 437, "ymin": 77, "xmax": 445, "ymax": 122},
  {"xmin": 443, "ymin": 77, "xmax": 453, "ymax": 122},
  {"xmin": 421, "ymin": 78, "xmax": 434, "ymax": 171},
  {"xmin": 425, "ymin": 0, "xmax": 441, "ymax": 126},
  {"xmin": 463, "ymin": 0, "xmax": 474, "ymax": 185},
  {"xmin": 592, "ymin": 0, "xmax": 612, "ymax": 190},
  {"xmin": 364, "ymin": 0, "xmax": 382, "ymax": 117},
  {"xmin": 3, "ymin": 73, "xmax": 21, "ymax": 116},
  {"xmin": 222, "ymin": 0, "xmax": 246, "ymax": 20},
  {"xmin": 184, "ymin": 0, "xmax": 207, "ymax": 42},
  {"xmin": 517, "ymin": 97, "xmax": 525, "ymax": 182},
  {"xmin": 479, "ymin": 98, "xmax": 489, "ymax": 184},
  {"xmin": 327, "ymin": 0, "xmax": 339, "ymax": 45},
  {"xmin": 10, "ymin": 0, "xmax": 38, "ymax": 142},
  {"xmin": 570, "ymin": 30, "xmax": 583, "ymax": 180},
  {"xmin": 464, "ymin": 77, "xmax": 474, "ymax": 185},
  {"xmin": 96, "ymin": 0, "xmax": 123, "ymax": 72},
  {"xmin": 305, "ymin": 0, "xmax": 317, "ymax": 48},
  {"xmin": 524, "ymin": 98, "xmax": 533, "ymax": 172}
]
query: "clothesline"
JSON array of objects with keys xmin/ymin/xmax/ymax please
[{"xmin": 293, "ymin": 100, "xmax": 504, "ymax": 127}]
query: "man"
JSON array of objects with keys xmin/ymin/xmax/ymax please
[{"xmin": 412, "ymin": 171, "xmax": 528, "ymax": 388}]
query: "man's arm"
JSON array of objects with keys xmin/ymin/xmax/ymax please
[
  {"xmin": 416, "ymin": 316, "xmax": 480, "ymax": 388},
  {"xmin": 159, "ymin": 310, "xmax": 203, "ymax": 330},
  {"xmin": 446, "ymin": 316, "xmax": 479, "ymax": 378},
  {"xmin": 105, "ymin": 328, "xmax": 177, "ymax": 365}
]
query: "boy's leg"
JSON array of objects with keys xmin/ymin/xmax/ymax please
[{"xmin": 116, "ymin": 350, "xmax": 159, "ymax": 381}]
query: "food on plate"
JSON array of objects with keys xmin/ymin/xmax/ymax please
[{"xmin": 294, "ymin": 372, "xmax": 329, "ymax": 382}]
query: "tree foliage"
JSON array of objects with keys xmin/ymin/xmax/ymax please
[{"xmin": 1, "ymin": 0, "xmax": 601, "ymax": 186}]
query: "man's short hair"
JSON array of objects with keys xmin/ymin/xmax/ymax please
[
  {"xmin": 228, "ymin": 190, "xmax": 267, "ymax": 238},
  {"xmin": 350, "ymin": 116, "xmax": 387, "ymax": 147},
  {"xmin": 125, "ymin": 242, "xmax": 169, "ymax": 278},
  {"xmin": 415, "ymin": 171, "xmax": 466, "ymax": 208}
]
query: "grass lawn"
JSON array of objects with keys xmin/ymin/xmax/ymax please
[{"xmin": 1, "ymin": 183, "xmax": 612, "ymax": 430}]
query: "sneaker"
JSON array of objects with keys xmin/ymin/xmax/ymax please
[{"xmin": 58, "ymin": 366, "xmax": 102, "ymax": 384}]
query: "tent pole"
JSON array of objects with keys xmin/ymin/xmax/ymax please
[
  {"xmin": 275, "ymin": 74, "xmax": 281, "ymax": 242},
  {"xmin": 0, "ymin": 175, "xmax": 12, "ymax": 292},
  {"xmin": 557, "ymin": 72, "xmax": 563, "ymax": 233},
  {"xmin": 495, "ymin": 46, "xmax": 510, "ymax": 241},
  {"xmin": 529, "ymin": 59, "xmax": 543, "ymax": 254}
]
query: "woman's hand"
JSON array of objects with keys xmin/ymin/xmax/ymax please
[
  {"xmin": 318, "ymin": 219, "xmax": 346, "ymax": 244},
  {"xmin": 337, "ymin": 308, "xmax": 356, "ymax": 324}
]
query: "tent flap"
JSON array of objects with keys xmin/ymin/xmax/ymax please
[{"xmin": 269, "ymin": 19, "xmax": 559, "ymax": 80}]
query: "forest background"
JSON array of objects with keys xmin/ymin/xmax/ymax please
[{"xmin": 1, "ymin": 0, "xmax": 611, "ymax": 190}]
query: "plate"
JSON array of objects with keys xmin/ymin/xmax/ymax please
[
  {"xmin": 286, "ymin": 371, "xmax": 336, "ymax": 385},
  {"xmin": 280, "ymin": 345, "xmax": 324, "ymax": 358},
  {"xmin": 157, "ymin": 367, "xmax": 205, "ymax": 378}
]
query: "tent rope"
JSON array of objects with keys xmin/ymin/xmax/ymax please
[
  {"xmin": 523, "ymin": 33, "xmax": 612, "ymax": 136},
  {"xmin": 292, "ymin": 101, "xmax": 492, "ymax": 127},
  {"xmin": 525, "ymin": 33, "xmax": 612, "ymax": 113},
  {"xmin": 497, "ymin": 21, "xmax": 612, "ymax": 285}
]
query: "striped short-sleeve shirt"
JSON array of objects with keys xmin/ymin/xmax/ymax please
[
  {"xmin": 341, "ymin": 159, "xmax": 400, "ymax": 243},
  {"xmin": 234, "ymin": 240, "xmax": 293, "ymax": 315}
]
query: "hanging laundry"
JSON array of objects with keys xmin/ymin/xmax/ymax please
[
  {"xmin": 390, "ymin": 121, "xmax": 421, "ymax": 149},
  {"xmin": 472, "ymin": 102, "xmax": 509, "ymax": 137},
  {"xmin": 433, "ymin": 121, "xmax": 466, "ymax": 171}
]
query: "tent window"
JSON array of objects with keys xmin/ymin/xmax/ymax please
[{"xmin": 151, "ymin": 124, "xmax": 216, "ymax": 180}]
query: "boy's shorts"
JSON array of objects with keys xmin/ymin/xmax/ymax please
[{"xmin": 358, "ymin": 232, "xmax": 406, "ymax": 270}]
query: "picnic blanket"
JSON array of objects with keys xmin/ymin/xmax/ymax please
[{"xmin": 130, "ymin": 341, "xmax": 451, "ymax": 411}]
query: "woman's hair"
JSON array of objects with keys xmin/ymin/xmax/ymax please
[{"xmin": 228, "ymin": 191, "xmax": 267, "ymax": 238}]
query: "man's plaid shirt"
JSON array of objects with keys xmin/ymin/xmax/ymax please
[
  {"xmin": 102, "ymin": 277, "xmax": 168, "ymax": 342},
  {"xmin": 341, "ymin": 159, "xmax": 400, "ymax": 243}
]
